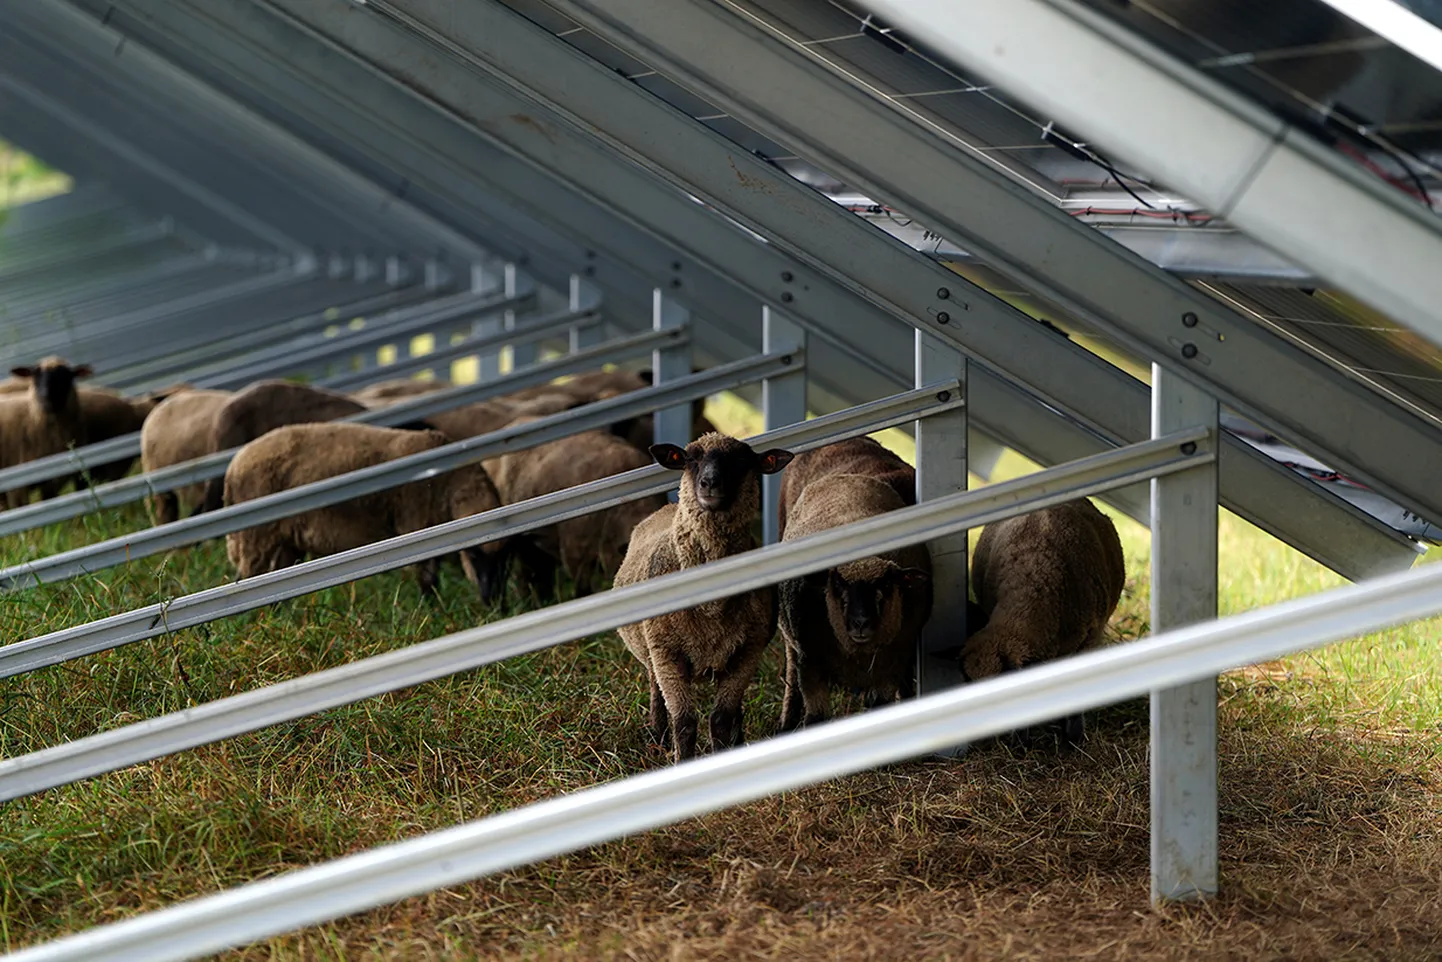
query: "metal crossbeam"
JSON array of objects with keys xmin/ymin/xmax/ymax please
[
  {"xmin": 0, "ymin": 385, "xmax": 960, "ymax": 678},
  {"xmin": 0, "ymin": 426, "xmax": 1208, "ymax": 803},
  {"xmin": 546, "ymin": 0, "xmax": 1442, "ymax": 526},
  {"xmin": 0, "ymin": 351, "xmax": 795, "ymax": 589},
  {"xmin": 14, "ymin": 537, "xmax": 1440, "ymax": 961}
]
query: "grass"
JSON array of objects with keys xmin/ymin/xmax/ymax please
[{"xmin": 2, "ymin": 399, "xmax": 1441, "ymax": 960}]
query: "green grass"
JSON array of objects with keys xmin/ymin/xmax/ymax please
[{"xmin": 1, "ymin": 399, "xmax": 1440, "ymax": 959}]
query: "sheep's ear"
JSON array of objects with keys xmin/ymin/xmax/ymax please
[
  {"xmin": 756, "ymin": 449, "xmax": 794, "ymax": 475},
  {"xmin": 72, "ymin": 365, "xmax": 94, "ymax": 379},
  {"xmin": 894, "ymin": 567, "xmax": 931, "ymax": 591},
  {"xmin": 636, "ymin": 369, "xmax": 653, "ymax": 385},
  {"xmin": 649, "ymin": 443, "xmax": 689, "ymax": 470},
  {"xmin": 10, "ymin": 367, "xmax": 33, "ymax": 380}
]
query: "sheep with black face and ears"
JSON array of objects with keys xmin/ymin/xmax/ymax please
[
  {"xmin": 963, "ymin": 497, "xmax": 1125, "ymax": 744},
  {"xmin": 222, "ymin": 422, "xmax": 509, "ymax": 602},
  {"xmin": 614, "ymin": 433, "xmax": 794, "ymax": 762},
  {"xmin": 0, "ymin": 357, "xmax": 93, "ymax": 508},
  {"xmin": 775, "ymin": 461, "xmax": 933, "ymax": 732}
]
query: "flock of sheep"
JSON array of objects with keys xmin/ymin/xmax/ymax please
[{"xmin": 2, "ymin": 355, "xmax": 1127, "ymax": 761}]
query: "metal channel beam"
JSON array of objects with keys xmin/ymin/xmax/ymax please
[
  {"xmin": 15, "ymin": 536, "xmax": 1442, "ymax": 961},
  {"xmin": 1, "ymin": 386, "xmax": 960, "ymax": 678},
  {"xmin": 261, "ymin": 0, "xmax": 1421, "ymax": 580},
  {"xmin": 0, "ymin": 352, "xmax": 797, "ymax": 588},
  {"xmin": 0, "ymin": 322, "xmax": 652, "ymax": 539},
  {"xmin": 856, "ymin": 0, "xmax": 1442, "ymax": 350},
  {"xmin": 0, "ymin": 427, "xmax": 1208, "ymax": 804},
  {"xmin": 547, "ymin": 0, "xmax": 1442, "ymax": 527}
]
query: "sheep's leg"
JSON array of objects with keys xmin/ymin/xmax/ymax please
[
  {"xmin": 650, "ymin": 646, "xmax": 697, "ymax": 762},
  {"xmin": 416, "ymin": 558, "xmax": 440, "ymax": 599},
  {"xmin": 796, "ymin": 657, "xmax": 832, "ymax": 729},
  {"xmin": 646, "ymin": 668, "xmax": 671, "ymax": 748},
  {"xmin": 710, "ymin": 639, "xmax": 769, "ymax": 752},
  {"xmin": 778, "ymin": 640, "xmax": 804, "ymax": 733},
  {"xmin": 153, "ymin": 492, "xmax": 179, "ymax": 527}
]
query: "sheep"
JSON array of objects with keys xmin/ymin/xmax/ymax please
[
  {"xmin": 423, "ymin": 391, "xmax": 582, "ymax": 442},
  {"xmin": 614, "ymin": 433, "xmax": 794, "ymax": 762},
  {"xmin": 776, "ymin": 472, "xmax": 932, "ymax": 731},
  {"xmin": 66, "ymin": 385, "xmax": 181, "ymax": 488},
  {"xmin": 505, "ymin": 367, "xmax": 716, "ymax": 448},
  {"xmin": 962, "ymin": 498, "xmax": 1125, "ymax": 744},
  {"xmin": 776, "ymin": 435, "xmax": 915, "ymax": 538},
  {"xmin": 350, "ymin": 378, "xmax": 453, "ymax": 406},
  {"xmin": 483, "ymin": 417, "xmax": 667, "ymax": 600},
  {"xmin": 223, "ymin": 421, "xmax": 508, "ymax": 601},
  {"xmin": 200, "ymin": 380, "xmax": 373, "ymax": 512},
  {"xmin": 140, "ymin": 388, "xmax": 233, "ymax": 524},
  {"xmin": 0, "ymin": 357, "xmax": 92, "ymax": 508}
]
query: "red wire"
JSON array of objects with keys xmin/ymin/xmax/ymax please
[{"xmin": 1335, "ymin": 141, "xmax": 1432, "ymax": 204}]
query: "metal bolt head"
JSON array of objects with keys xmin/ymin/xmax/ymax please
[
  {"xmin": 583, "ymin": 265, "xmax": 596, "ymax": 277},
  {"xmin": 937, "ymin": 287, "xmax": 950, "ymax": 300},
  {"xmin": 937, "ymin": 390, "xmax": 952, "ymax": 403},
  {"xmin": 670, "ymin": 278, "xmax": 682, "ymax": 289},
  {"xmin": 671, "ymin": 261, "xmax": 682, "ymax": 271},
  {"xmin": 1182, "ymin": 312, "xmax": 1198, "ymax": 327},
  {"xmin": 781, "ymin": 292, "xmax": 794, "ymax": 303},
  {"xmin": 781, "ymin": 354, "xmax": 793, "ymax": 366},
  {"xmin": 1181, "ymin": 441, "xmax": 1198, "ymax": 456},
  {"xmin": 781, "ymin": 271, "xmax": 794, "ymax": 283},
  {"xmin": 936, "ymin": 311, "xmax": 951, "ymax": 324},
  {"xmin": 1181, "ymin": 343, "xmax": 1198, "ymax": 359}
]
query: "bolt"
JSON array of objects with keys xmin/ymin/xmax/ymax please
[
  {"xmin": 1181, "ymin": 441, "xmax": 1198, "ymax": 456},
  {"xmin": 585, "ymin": 249, "xmax": 597, "ymax": 260},
  {"xmin": 937, "ymin": 287, "xmax": 950, "ymax": 300},
  {"xmin": 583, "ymin": 265, "xmax": 596, "ymax": 277},
  {"xmin": 671, "ymin": 261, "xmax": 682, "ymax": 271},
  {"xmin": 1181, "ymin": 343, "xmax": 1198, "ymax": 359},
  {"xmin": 781, "ymin": 292, "xmax": 794, "ymax": 303},
  {"xmin": 781, "ymin": 354, "xmax": 793, "ymax": 366},
  {"xmin": 670, "ymin": 278, "xmax": 682, "ymax": 289},
  {"xmin": 937, "ymin": 390, "xmax": 952, "ymax": 403},
  {"xmin": 1182, "ymin": 312, "xmax": 1198, "ymax": 328},
  {"xmin": 781, "ymin": 271, "xmax": 794, "ymax": 283},
  {"xmin": 936, "ymin": 311, "xmax": 950, "ymax": 324}
]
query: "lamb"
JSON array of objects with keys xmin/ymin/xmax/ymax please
[
  {"xmin": 962, "ymin": 498, "xmax": 1125, "ymax": 744},
  {"xmin": 200, "ymin": 380, "xmax": 373, "ymax": 512},
  {"xmin": 614, "ymin": 433, "xmax": 794, "ymax": 762},
  {"xmin": 223, "ymin": 421, "xmax": 508, "ymax": 601},
  {"xmin": 140, "ymin": 388, "xmax": 233, "ymax": 524},
  {"xmin": 0, "ymin": 357, "xmax": 92, "ymax": 508},
  {"xmin": 350, "ymin": 378, "xmax": 453, "ymax": 406},
  {"xmin": 776, "ymin": 470, "xmax": 932, "ymax": 732},
  {"xmin": 483, "ymin": 417, "xmax": 667, "ymax": 599}
]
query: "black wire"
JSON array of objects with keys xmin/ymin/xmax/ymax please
[{"xmin": 1041, "ymin": 122, "xmax": 1156, "ymax": 209}]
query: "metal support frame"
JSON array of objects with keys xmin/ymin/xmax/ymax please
[
  {"xmin": 915, "ymin": 332, "xmax": 969, "ymax": 697},
  {"xmin": 545, "ymin": 0, "xmax": 1442, "ymax": 527},
  {"xmin": 570, "ymin": 275, "xmax": 604, "ymax": 351},
  {"xmin": 651, "ymin": 289, "xmax": 693, "ymax": 449},
  {"xmin": 95, "ymin": 0, "xmax": 1422, "ymax": 578},
  {"xmin": 1149, "ymin": 366, "xmax": 1220, "ymax": 902},
  {"xmin": 17, "ymin": 536, "xmax": 1442, "ymax": 962},
  {"xmin": 761, "ymin": 306, "xmax": 805, "ymax": 544},
  {"xmin": 855, "ymin": 0, "xmax": 1442, "ymax": 350},
  {"xmin": 474, "ymin": 262, "xmax": 505, "ymax": 381},
  {"xmin": 1, "ymin": 387, "xmax": 961, "ymax": 679},
  {"xmin": 0, "ymin": 427, "xmax": 1206, "ymax": 804},
  {"xmin": 0, "ymin": 352, "xmax": 797, "ymax": 588},
  {"xmin": 506, "ymin": 266, "xmax": 540, "ymax": 374}
]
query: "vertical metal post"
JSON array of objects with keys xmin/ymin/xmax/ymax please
[
  {"xmin": 506, "ymin": 265, "xmax": 539, "ymax": 372},
  {"xmin": 570, "ymin": 274, "xmax": 604, "ymax": 352},
  {"xmin": 762, "ymin": 306, "xmax": 806, "ymax": 545},
  {"xmin": 652, "ymin": 288, "xmax": 692, "ymax": 454},
  {"xmin": 915, "ymin": 331, "xmax": 968, "ymax": 702},
  {"xmin": 1150, "ymin": 363, "xmax": 1219, "ymax": 903},
  {"xmin": 474, "ymin": 261, "xmax": 503, "ymax": 381}
]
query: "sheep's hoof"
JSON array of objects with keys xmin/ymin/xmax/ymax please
[{"xmin": 645, "ymin": 722, "xmax": 671, "ymax": 750}]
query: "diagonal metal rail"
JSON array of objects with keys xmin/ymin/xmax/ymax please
[
  {"xmin": 0, "ymin": 425, "xmax": 1210, "ymax": 803},
  {"xmin": 10, "ymin": 528, "xmax": 1437, "ymax": 961},
  {"xmin": 0, "ymin": 384, "xmax": 960, "ymax": 677},
  {"xmin": 0, "ymin": 349, "xmax": 796, "ymax": 589}
]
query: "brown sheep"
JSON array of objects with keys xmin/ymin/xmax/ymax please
[
  {"xmin": 350, "ymin": 378, "xmax": 453, "ymax": 406},
  {"xmin": 200, "ymin": 380, "xmax": 372, "ymax": 512},
  {"xmin": 67, "ymin": 386, "xmax": 178, "ymax": 487},
  {"xmin": 140, "ymin": 388, "xmax": 233, "ymax": 524},
  {"xmin": 777, "ymin": 436, "xmax": 915, "ymax": 537},
  {"xmin": 506, "ymin": 367, "xmax": 716, "ymax": 448},
  {"xmin": 483, "ymin": 417, "xmax": 667, "ymax": 600},
  {"xmin": 776, "ymin": 472, "xmax": 932, "ymax": 731},
  {"xmin": 223, "ymin": 422, "xmax": 508, "ymax": 601},
  {"xmin": 963, "ymin": 498, "xmax": 1125, "ymax": 744},
  {"xmin": 0, "ymin": 357, "xmax": 93, "ymax": 507},
  {"xmin": 423, "ymin": 391, "xmax": 582, "ymax": 442},
  {"xmin": 614, "ymin": 433, "xmax": 794, "ymax": 762}
]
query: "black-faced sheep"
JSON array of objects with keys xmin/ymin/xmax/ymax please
[
  {"xmin": 0, "ymin": 357, "xmax": 93, "ymax": 507},
  {"xmin": 200, "ymin": 380, "xmax": 373, "ymax": 513},
  {"xmin": 483, "ymin": 417, "xmax": 667, "ymax": 600},
  {"xmin": 350, "ymin": 378, "xmax": 453, "ymax": 406},
  {"xmin": 614, "ymin": 433, "xmax": 794, "ymax": 762},
  {"xmin": 140, "ymin": 388, "xmax": 233, "ymax": 524},
  {"xmin": 223, "ymin": 421, "xmax": 508, "ymax": 601},
  {"xmin": 776, "ymin": 471, "xmax": 932, "ymax": 732},
  {"xmin": 963, "ymin": 498, "xmax": 1125, "ymax": 744}
]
